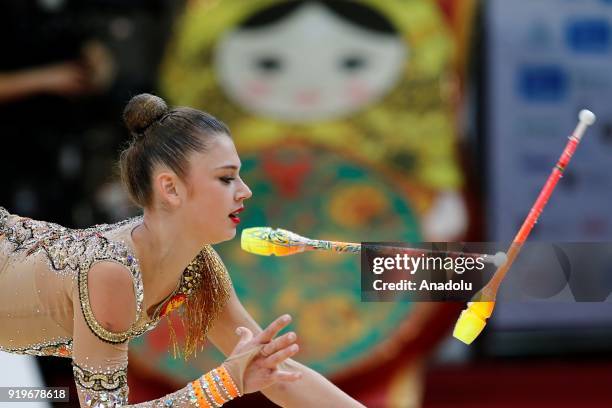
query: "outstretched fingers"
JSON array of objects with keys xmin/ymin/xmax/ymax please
[
  {"xmin": 261, "ymin": 331, "xmax": 297, "ymax": 357},
  {"xmin": 235, "ymin": 326, "xmax": 254, "ymax": 346},
  {"xmin": 263, "ymin": 343, "xmax": 299, "ymax": 368},
  {"xmin": 256, "ymin": 314, "xmax": 292, "ymax": 344}
]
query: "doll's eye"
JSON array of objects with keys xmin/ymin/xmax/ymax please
[
  {"xmin": 340, "ymin": 55, "xmax": 368, "ymax": 72},
  {"xmin": 254, "ymin": 56, "xmax": 283, "ymax": 73}
]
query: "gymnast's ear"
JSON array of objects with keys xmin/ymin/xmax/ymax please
[{"xmin": 153, "ymin": 169, "xmax": 185, "ymax": 209}]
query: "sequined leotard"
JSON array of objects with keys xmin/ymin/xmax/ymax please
[{"xmin": 0, "ymin": 206, "xmax": 234, "ymax": 407}]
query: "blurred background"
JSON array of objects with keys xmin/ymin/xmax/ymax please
[{"xmin": 1, "ymin": 0, "xmax": 611, "ymax": 406}]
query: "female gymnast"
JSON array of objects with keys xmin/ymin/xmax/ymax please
[{"xmin": 0, "ymin": 93, "xmax": 364, "ymax": 407}]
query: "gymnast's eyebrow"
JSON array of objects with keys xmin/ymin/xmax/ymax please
[{"xmin": 215, "ymin": 164, "xmax": 241, "ymax": 170}]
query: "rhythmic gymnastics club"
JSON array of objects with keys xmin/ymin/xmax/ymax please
[
  {"xmin": 241, "ymin": 227, "xmax": 508, "ymax": 267},
  {"xmin": 453, "ymin": 109, "xmax": 597, "ymax": 345}
]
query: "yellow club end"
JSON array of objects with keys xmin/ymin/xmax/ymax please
[
  {"xmin": 241, "ymin": 227, "xmax": 306, "ymax": 256},
  {"xmin": 453, "ymin": 301, "xmax": 496, "ymax": 345},
  {"xmin": 241, "ymin": 227, "xmax": 276, "ymax": 256},
  {"xmin": 453, "ymin": 308, "xmax": 486, "ymax": 345}
]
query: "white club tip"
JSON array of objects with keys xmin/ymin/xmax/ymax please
[
  {"xmin": 579, "ymin": 109, "xmax": 596, "ymax": 125},
  {"xmin": 492, "ymin": 251, "xmax": 508, "ymax": 267}
]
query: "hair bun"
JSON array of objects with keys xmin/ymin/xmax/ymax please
[{"xmin": 123, "ymin": 93, "xmax": 169, "ymax": 137}]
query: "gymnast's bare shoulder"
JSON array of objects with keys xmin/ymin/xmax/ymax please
[{"xmin": 85, "ymin": 262, "xmax": 138, "ymax": 334}]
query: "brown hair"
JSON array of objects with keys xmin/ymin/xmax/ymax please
[
  {"xmin": 119, "ymin": 93, "xmax": 231, "ymax": 208},
  {"xmin": 120, "ymin": 94, "xmax": 233, "ymax": 359}
]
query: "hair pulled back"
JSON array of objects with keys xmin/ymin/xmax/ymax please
[
  {"xmin": 119, "ymin": 93, "xmax": 230, "ymax": 207},
  {"xmin": 120, "ymin": 94, "xmax": 234, "ymax": 359}
]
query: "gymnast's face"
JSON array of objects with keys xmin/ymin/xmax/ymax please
[
  {"xmin": 182, "ymin": 134, "xmax": 252, "ymax": 244},
  {"xmin": 215, "ymin": 3, "xmax": 406, "ymax": 122}
]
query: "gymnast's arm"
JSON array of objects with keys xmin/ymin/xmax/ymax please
[
  {"xmin": 72, "ymin": 262, "xmax": 192, "ymax": 407},
  {"xmin": 72, "ymin": 262, "xmax": 297, "ymax": 407},
  {"xmin": 207, "ymin": 285, "xmax": 365, "ymax": 408}
]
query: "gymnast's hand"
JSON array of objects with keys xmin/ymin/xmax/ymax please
[{"xmin": 222, "ymin": 314, "xmax": 302, "ymax": 394}]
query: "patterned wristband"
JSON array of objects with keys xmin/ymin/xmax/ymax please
[
  {"xmin": 211, "ymin": 368, "xmax": 233, "ymax": 401},
  {"xmin": 204, "ymin": 372, "xmax": 227, "ymax": 406},
  {"xmin": 191, "ymin": 379, "xmax": 213, "ymax": 408},
  {"xmin": 187, "ymin": 382, "xmax": 200, "ymax": 407},
  {"xmin": 199, "ymin": 376, "xmax": 221, "ymax": 408},
  {"xmin": 217, "ymin": 365, "xmax": 241, "ymax": 398}
]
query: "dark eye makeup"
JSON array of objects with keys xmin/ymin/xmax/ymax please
[{"xmin": 219, "ymin": 176, "xmax": 236, "ymax": 184}]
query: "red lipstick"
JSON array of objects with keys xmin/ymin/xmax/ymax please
[{"xmin": 229, "ymin": 207, "xmax": 244, "ymax": 224}]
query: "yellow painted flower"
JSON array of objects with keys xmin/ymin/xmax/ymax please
[
  {"xmin": 298, "ymin": 295, "xmax": 364, "ymax": 359},
  {"xmin": 329, "ymin": 184, "xmax": 389, "ymax": 228}
]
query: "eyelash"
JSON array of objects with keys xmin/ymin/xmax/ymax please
[{"xmin": 220, "ymin": 177, "xmax": 235, "ymax": 184}]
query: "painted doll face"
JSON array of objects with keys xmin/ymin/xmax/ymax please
[{"xmin": 215, "ymin": 2, "xmax": 407, "ymax": 122}]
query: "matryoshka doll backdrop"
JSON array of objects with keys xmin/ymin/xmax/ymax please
[{"xmin": 129, "ymin": 1, "xmax": 477, "ymax": 406}]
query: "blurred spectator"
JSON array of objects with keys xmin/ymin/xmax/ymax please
[
  {"xmin": 0, "ymin": 60, "xmax": 95, "ymax": 103},
  {"xmin": 0, "ymin": 0, "xmax": 179, "ymax": 227},
  {"xmin": 0, "ymin": 1, "xmax": 179, "ymax": 401},
  {"xmin": 0, "ymin": 1, "xmax": 112, "ymax": 226}
]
